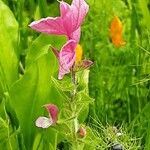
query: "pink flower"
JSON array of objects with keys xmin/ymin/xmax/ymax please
[
  {"xmin": 51, "ymin": 41, "xmax": 94, "ymax": 79},
  {"xmin": 36, "ymin": 104, "xmax": 59, "ymax": 128},
  {"xmin": 51, "ymin": 40, "xmax": 77, "ymax": 79},
  {"xmin": 29, "ymin": 0, "xmax": 90, "ymax": 79},
  {"xmin": 29, "ymin": 0, "xmax": 89, "ymax": 42}
]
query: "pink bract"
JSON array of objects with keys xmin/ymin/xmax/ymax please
[
  {"xmin": 81, "ymin": 60, "xmax": 94, "ymax": 69},
  {"xmin": 51, "ymin": 40, "xmax": 77, "ymax": 80},
  {"xmin": 44, "ymin": 104, "xmax": 59, "ymax": 123},
  {"xmin": 29, "ymin": 0, "xmax": 89, "ymax": 42}
]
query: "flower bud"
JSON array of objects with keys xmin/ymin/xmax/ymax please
[{"xmin": 78, "ymin": 126, "xmax": 86, "ymax": 138}]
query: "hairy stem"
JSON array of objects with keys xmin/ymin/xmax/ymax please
[{"xmin": 70, "ymin": 68, "xmax": 79, "ymax": 149}]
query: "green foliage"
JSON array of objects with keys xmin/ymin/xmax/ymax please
[
  {"xmin": 0, "ymin": 0, "xmax": 19, "ymax": 92},
  {"xmin": 139, "ymin": 0, "xmax": 150, "ymax": 30},
  {"xmin": 82, "ymin": 0, "xmax": 150, "ymax": 148},
  {"xmin": 9, "ymin": 34, "xmax": 66, "ymax": 149}
]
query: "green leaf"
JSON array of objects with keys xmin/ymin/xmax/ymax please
[
  {"xmin": 9, "ymin": 34, "xmax": 65, "ymax": 149},
  {"xmin": 0, "ymin": 117, "xmax": 8, "ymax": 142},
  {"xmin": 32, "ymin": 129, "xmax": 58, "ymax": 150},
  {"xmin": 51, "ymin": 76, "xmax": 74, "ymax": 92},
  {"xmin": 76, "ymin": 91, "xmax": 94, "ymax": 107},
  {"xmin": 139, "ymin": 0, "xmax": 150, "ymax": 30},
  {"xmin": 76, "ymin": 91, "xmax": 94, "ymax": 123},
  {"xmin": 32, "ymin": 133, "xmax": 42, "ymax": 150},
  {"xmin": 76, "ymin": 70, "xmax": 94, "ymax": 122},
  {"xmin": 76, "ymin": 70, "xmax": 90, "ymax": 93},
  {"xmin": 0, "ymin": 117, "xmax": 17, "ymax": 150},
  {"xmin": 0, "ymin": 0, "xmax": 19, "ymax": 92},
  {"xmin": 26, "ymin": 34, "xmax": 66, "ymax": 68},
  {"xmin": 0, "ymin": 100, "xmax": 22, "ymax": 150},
  {"xmin": 83, "ymin": 127, "xmax": 100, "ymax": 150}
]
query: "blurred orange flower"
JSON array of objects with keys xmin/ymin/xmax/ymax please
[{"xmin": 110, "ymin": 16, "xmax": 126, "ymax": 47}]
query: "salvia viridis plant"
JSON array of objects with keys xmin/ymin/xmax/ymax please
[
  {"xmin": 0, "ymin": 0, "xmax": 149, "ymax": 149},
  {"xmin": 29, "ymin": 0, "xmax": 94, "ymax": 149}
]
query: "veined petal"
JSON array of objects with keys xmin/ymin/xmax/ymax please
[
  {"xmin": 35, "ymin": 116, "xmax": 53, "ymax": 128},
  {"xmin": 69, "ymin": 27, "xmax": 81, "ymax": 43},
  {"xmin": 60, "ymin": 1, "xmax": 71, "ymax": 17},
  {"xmin": 59, "ymin": 40, "xmax": 77, "ymax": 79},
  {"xmin": 71, "ymin": 0, "xmax": 89, "ymax": 30},
  {"xmin": 29, "ymin": 17, "xmax": 65, "ymax": 35},
  {"xmin": 62, "ymin": 0, "xmax": 89, "ymax": 36},
  {"xmin": 29, "ymin": 0, "xmax": 88, "ymax": 42}
]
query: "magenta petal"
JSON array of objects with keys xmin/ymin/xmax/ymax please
[
  {"xmin": 29, "ymin": 0, "xmax": 89, "ymax": 42},
  {"xmin": 59, "ymin": 40, "xmax": 77, "ymax": 79},
  {"xmin": 69, "ymin": 27, "xmax": 81, "ymax": 43},
  {"xmin": 29, "ymin": 17, "xmax": 65, "ymax": 35},
  {"xmin": 60, "ymin": 0, "xmax": 89, "ymax": 38},
  {"xmin": 72, "ymin": 0, "xmax": 89, "ymax": 28},
  {"xmin": 44, "ymin": 104, "xmax": 59, "ymax": 124},
  {"xmin": 35, "ymin": 117, "xmax": 53, "ymax": 128},
  {"xmin": 70, "ymin": 0, "xmax": 89, "ymax": 30},
  {"xmin": 60, "ymin": 1, "xmax": 71, "ymax": 17}
]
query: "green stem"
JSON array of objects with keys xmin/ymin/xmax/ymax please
[
  {"xmin": 7, "ymin": 120, "xmax": 13, "ymax": 150},
  {"xmin": 126, "ymin": 88, "xmax": 131, "ymax": 123},
  {"xmin": 70, "ymin": 68, "xmax": 79, "ymax": 149}
]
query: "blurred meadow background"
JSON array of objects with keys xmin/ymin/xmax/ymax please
[{"xmin": 0, "ymin": 0, "xmax": 150, "ymax": 149}]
